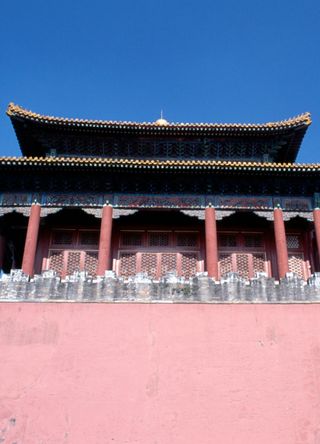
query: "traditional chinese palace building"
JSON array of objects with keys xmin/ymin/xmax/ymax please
[
  {"xmin": 1, "ymin": 103, "xmax": 320, "ymax": 294},
  {"xmin": 4, "ymin": 103, "xmax": 320, "ymax": 443}
]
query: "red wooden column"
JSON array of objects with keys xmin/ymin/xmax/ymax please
[
  {"xmin": 313, "ymin": 208, "xmax": 320, "ymax": 266},
  {"xmin": 97, "ymin": 203, "xmax": 113, "ymax": 276},
  {"xmin": 0, "ymin": 234, "xmax": 5, "ymax": 271},
  {"xmin": 205, "ymin": 205, "xmax": 219, "ymax": 280},
  {"xmin": 273, "ymin": 207, "xmax": 289, "ymax": 279},
  {"xmin": 22, "ymin": 202, "xmax": 41, "ymax": 277}
]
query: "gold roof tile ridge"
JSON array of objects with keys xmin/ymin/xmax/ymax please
[
  {"xmin": 1, "ymin": 156, "xmax": 320, "ymax": 171},
  {"xmin": 6, "ymin": 103, "xmax": 312, "ymax": 130}
]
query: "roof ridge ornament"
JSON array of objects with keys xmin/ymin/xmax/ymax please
[{"xmin": 155, "ymin": 110, "xmax": 169, "ymax": 126}]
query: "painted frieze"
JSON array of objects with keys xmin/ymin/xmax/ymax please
[{"xmin": 0, "ymin": 192, "xmax": 314, "ymax": 212}]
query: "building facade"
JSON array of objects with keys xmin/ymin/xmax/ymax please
[
  {"xmin": 1, "ymin": 104, "xmax": 320, "ymax": 300},
  {"xmin": 3, "ymin": 104, "xmax": 320, "ymax": 443}
]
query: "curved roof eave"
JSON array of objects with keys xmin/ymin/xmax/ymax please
[
  {"xmin": 0, "ymin": 156, "xmax": 319, "ymax": 174},
  {"xmin": 7, "ymin": 103, "xmax": 312, "ymax": 133}
]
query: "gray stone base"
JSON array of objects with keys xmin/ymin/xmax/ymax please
[{"xmin": 1, "ymin": 270, "xmax": 320, "ymax": 302}]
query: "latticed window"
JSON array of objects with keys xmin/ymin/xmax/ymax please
[
  {"xmin": 141, "ymin": 253, "xmax": 158, "ymax": 278},
  {"xmin": 47, "ymin": 250, "xmax": 98, "ymax": 276},
  {"xmin": 219, "ymin": 234, "xmax": 237, "ymax": 248},
  {"xmin": 236, "ymin": 254, "xmax": 250, "ymax": 279},
  {"xmin": 79, "ymin": 231, "xmax": 99, "ymax": 246},
  {"xmin": 244, "ymin": 234, "xmax": 263, "ymax": 248},
  {"xmin": 218, "ymin": 232, "xmax": 268, "ymax": 280},
  {"xmin": 121, "ymin": 231, "xmax": 143, "ymax": 247},
  {"xmin": 120, "ymin": 230, "xmax": 199, "ymax": 249},
  {"xmin": 117, "ymin": 230, "xmax": 201, "ymax": 279},
  {"xmin": 52, "ymin": 230, "xmax": 74, "ymax": 245},
  {"xmin": 119, "ymin": 252, "xmax": 137, "ymax": 278},
  {"xmin": 252, "ymin": 253, "xmax": 266, "ymax": 274},
  {"xmin": 48, "ymin": 250, "xmax": 64, "ymax": 274},
  {"xmin": 149, "ymin": 232, "xmax": 170, "ymax": 247},
  {"xmin": 286, "ymin": 233, "xmax": 307, "ymax": 279},
  {"xmin": 176, "ymin": 232, "xmax": 198, "ymax": 247},
  {"xmin": 288, "ymin": 254, "xmax": 305, "ymax": 278},
  {"xmin": 46, "ymin": 229, "xmax": 100, "ymax": 276},
  {"xmin": 66, "ymin": 251, "xmax": 82, "ymax": 275},
  {"xmin": 118, "ymin": 251, "xmax": 200, "ymax": 280},
  {"xmin": 161, "ymin": 253, "xmax": 177, "ymax": 275},
  {"xmin": 181, "ymin": 253, "xmax": 198, "ymax": 278},
  {"xmin": 286, "ymin": 235, "xmax": 300, "ymax": 249},
  {"xmin": 84, "ymin": 252, "xmax": 99, "ymax": 276},
  {"xmin": 219, "ymin": 252, "xmax": 267, "ymax": 280},
  {"xmin": 219, "ymin": 253, "xmax": 233, "ymax": 276},
  {"xmin": 68, "ymin": 137, "xmax": 273, "ymax": 160}
]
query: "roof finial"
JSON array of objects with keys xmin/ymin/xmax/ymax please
[{"xmin": 155, "ymin": 110, "xmax": 169, "ymax": 126}]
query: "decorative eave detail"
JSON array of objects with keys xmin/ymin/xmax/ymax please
[
  {"xmin": 1, "ymin": 156, "xmax": 320, "ymax": 174},
  {"xmin": 82, "ymin": 208, "xmax": 139, "ymax": 219},
  {"xmin": 180, "ymin": 210, "xmax": 205, "ymax": 220},
  {"xmin": 0, "ymin": 206, "xmax": 30, "ymax": 217},
  {"xmin": 7, "ymin": 102, "xmax": 311, "ymax": 133},
  {"xmin": 282, "ymin": 211, "xmax": 313, "ymax": 222}
]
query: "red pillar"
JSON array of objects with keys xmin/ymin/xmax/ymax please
[
  {"xmin": 0, "ymin": 234, "xmax": 5, "ymax": 271},
  {"xmin": 313, "ymin": 208, "xmax": 320, "ymax": 268},
  {"xmin": 205, "ymin": 206, "xmax": 219, "ymax": 279},
  {"xmin": 273, "ymin": 207, "xmax": 289, "ymax": 279},
  {"xmin": 22, "ymin": 203, "xmax": 41, "ymax": 277},
  {"xmin": 97, "ymin": 204, "xmax": 113, "ymax": 276}
]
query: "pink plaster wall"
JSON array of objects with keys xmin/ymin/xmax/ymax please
[{"xmin": 1, "ymin": 303, "xmax": 320, "ymax": 444}]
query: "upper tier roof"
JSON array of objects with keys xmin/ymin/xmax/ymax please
[{"xmin": 7, "ymin": 103, "xmax": 312, "ymax": 162}]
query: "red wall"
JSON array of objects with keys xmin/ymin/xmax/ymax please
[{"xmin": 1, "ymin": 303, "xmax": 320, "ymax": 444}]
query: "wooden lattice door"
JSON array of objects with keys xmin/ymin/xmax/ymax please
[
  {"xmin": 118, "ymin": 230, "xmax": 201, "ymax": 279},
  {"xmin": 45, "ymin": 229, "xmax": 99, "ymax": 277},
  {"xmin": 286, "ymin": 234, "xmax": 309, "ymax": 279},
  {"xmin": 218, "ymin": 232, "xmax": 269, "ymax": 280}
]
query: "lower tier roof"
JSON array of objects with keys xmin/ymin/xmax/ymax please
[{"xmin": 0, "ymin": 156, "xmax": 319, "ymax": 173}]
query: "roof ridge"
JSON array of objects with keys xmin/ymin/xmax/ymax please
[
  {"xmin": 0, "ymin": 156, "xmax": 319, "ymax": 170},
  {"xmin": 6, "ymin": 103, "xmax": 312, "ymax": 129}
]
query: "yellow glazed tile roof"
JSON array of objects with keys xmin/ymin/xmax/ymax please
[
  {"xmin": 0, "ymin": 156, "xmax": 320, "ymax": 173},
  {"xmin": 7, "ymin": 103, "xmax": 312, "ymax": 132}
]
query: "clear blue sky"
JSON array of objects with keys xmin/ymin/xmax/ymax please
[{"xmin": 1, "ymin": 0, "xmax": 320, "ymax": 162}]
